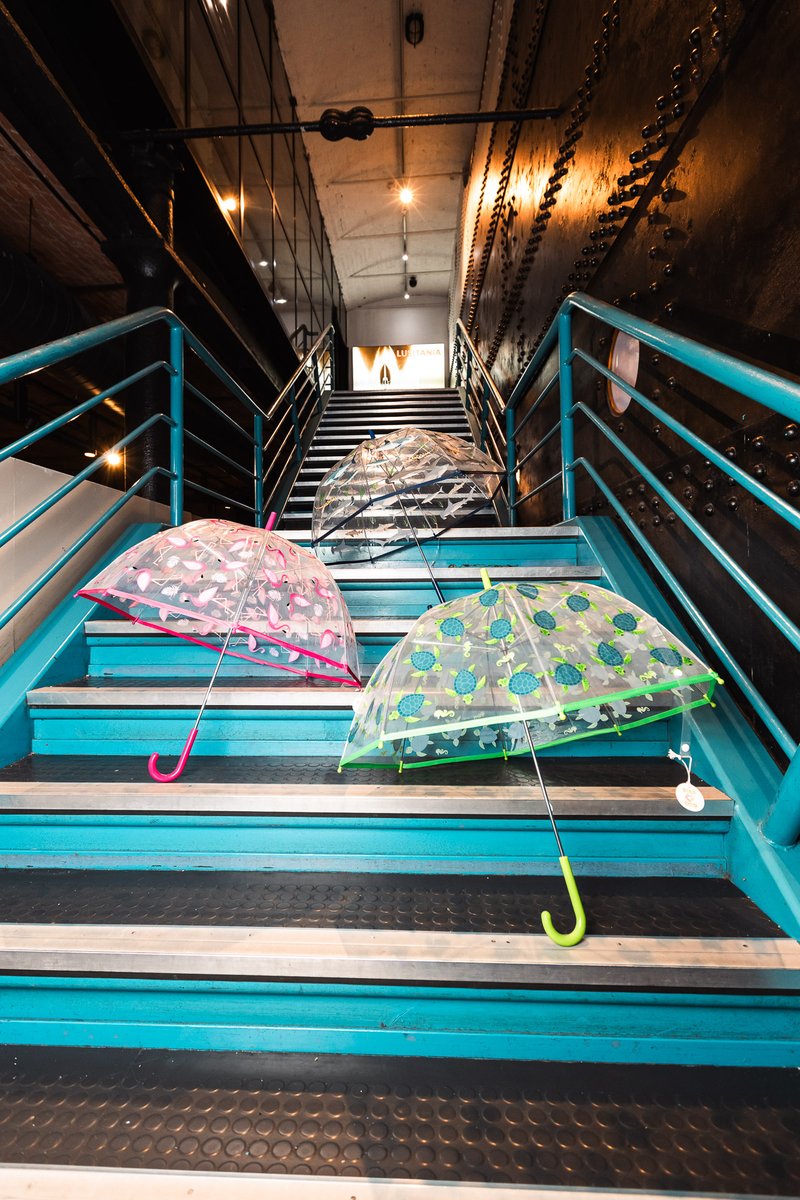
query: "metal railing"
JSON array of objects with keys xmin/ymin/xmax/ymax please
[
  {"xmin": 451, "ymin": 320, "xmax": 509, "ymax": 522},
  {"xmin": 500, "ymin": 291, "xmax": 800, "ymax": 847},
  {"xmin": 0, "ymin": 307, "xmax": 333, "ymax": 635}
]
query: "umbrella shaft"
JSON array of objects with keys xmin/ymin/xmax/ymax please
[
  {"xmin": 191, "ymin": 539, "xmax": 271, "ymax": 733},
  {"xmin": 394, "ymin": 492, "xmax": 445, "ymax": 604},
  {"xmin": 521, "ymin": 721, "xmax": 565, "ymax": 856}
]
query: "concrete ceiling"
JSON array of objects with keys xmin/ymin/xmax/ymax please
[{"xmin": 272, "ymin": 0, "xmax": 494, "ymax": 317}]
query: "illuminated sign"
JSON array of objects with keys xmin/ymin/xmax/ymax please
[{"xmin": 352, "ymin": 343, "xmax": 445, "ymax": 391}]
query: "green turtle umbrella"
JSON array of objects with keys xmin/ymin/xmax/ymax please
[{"xmin": 340, "ymin": 571, "xmax": 721, "ymax": 946}]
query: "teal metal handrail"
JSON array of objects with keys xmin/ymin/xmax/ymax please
[
  {"xmin": 0, "ymin": 308, "xmax": 334, "ymax": 634},
  {"xmin": 503, "ymin": 290, "xmax": 800, "ymax": 848}
]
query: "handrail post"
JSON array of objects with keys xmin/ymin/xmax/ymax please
[
  {"xmin": 454, "ymin": 330, "xmax": 462, "ymax": 389},
  {"xmin": 558, "ymin": 307, "xmax": 577, "ymax": 521},
  {"xmin": 480, "ymin": 378, "xmax": 489, "ymax": 451},
  {"xmin": 313, "ymin": 349, "xmax": 323, "ymax": 415},
  {"xmin": 253, "ymin": 413, "xmax": 264, "ymax": 527},
  {"xmin": 506, "ymin": 405, "xmax": 517, "ymax": 526},
  {"xmin": 290, "ymin": 383, "xmax": 302, "ymax": 462},
  {"xmin": 761, "ymin": 749, "xmax": 800, "ymax": 848},
  {"xmin": 464, "ymin": 352, "xmax": 472, "ymax": 413},
  {"xmin": 168, "ymin": 322, "xmax": 184, "ymax": 526}
]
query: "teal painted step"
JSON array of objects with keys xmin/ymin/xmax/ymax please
[
  {"xmin": 86, "ymin": 633, "xmax": 397, "ymax": 678},
  {"xmin": 0, "ymin": 980, "xmax": 792, "ymax": 1066},
  {"xmin": 30, "ymin": 704, "xmax": 685, "ymax": 757},
  {"xmin": 321, "ymin": 576, "xmax": 606, "ymax": 618},
  {"xmin": 289, "ymin": 529, "xmax": 597, "ymax": 567},
  {"xmin": 0, "ymin": 812, "xmax": 727, "ymax": 874}
]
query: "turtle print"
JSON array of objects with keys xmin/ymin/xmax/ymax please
[
  {"xmin": 410, "ymin": 650, "xmax": 436, "ymax": 671},
  {"xmin": 596, "ymin": 641, "xmax": 624, "ymax": 667},
  {"xmin": 454, "ymin": 669, "xmax": 478, "ymax": 695},
  {"xmin": 652, "ymin": 646, "xmax": 683, "ymax": 667},
  {"xmin": 397, "ymin": 693, "xmax": 425, "ymax": 717},
  {"xmin": 554, "ymin": 663, "xmax": 583, "ymax": 686},
  {"xmin": 613, "ymin": 612, "xmax": 638, "ymax": 632},
  {"xmin": 508, "ymin": 670, "xmax": 540, "ymax": 696},
  {"xmin": 439, "ymin": 616, "xmax": 465, "ymax": 637},
  {"xmin": 567, "ymin": 594, "xmax": 590, "ymax": 612},
  {"xmin": 479, "ymin": 588, "xmax": 499, "ymax": 607},
  {"xmin": 489, "ymin": 617, "xmax": 513, "ymax": 640},
  {"xmin": 516, "ymin": 583, "xmax": 540, "ymax": 600},
  {"xmin": 534, "ymin": 610, "xmax": 557, "ymax": 630}
]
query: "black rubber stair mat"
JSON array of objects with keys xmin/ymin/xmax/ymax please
[
  {"xmin": 0, "ymin": 870, "xmax": 780, "ymax": 938},
  {"xmin": 0, "ymin": 1047, "xmax": 797, "ymax": 1191},
  {"xmin": 0, "ymin": 754, "xmax": 710, "ymax": 788}
]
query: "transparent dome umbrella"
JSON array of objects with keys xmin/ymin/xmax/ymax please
[
  {"xmin": 311, "ymin": 426, "xmax": 505, "ymax": 572},
  {"xmin": 339, "ymin": 571, "xmax": 721, "ymax": 946},
  {"xmin": 78, "ymin": 515, "xmax": 360, "ymax": 781}
]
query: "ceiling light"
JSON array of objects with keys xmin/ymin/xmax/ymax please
[
  {"xmin": 104, "ymin": 450, "xmax": 123, "ymax": 467},
  {"xmin": 258, "ymin": 259, "xmax": 268, "ymax": 267},
  {"xmin": 274, "ymin": 297, "xmax": 287, "ymax": 304},
  {"xmin": 398, "ymin": 186, "xmax": 413, "ymax": 207},
  {"xmin": 84, "ymin": 450, "xmax": 97, "ymax": 459},
  {"xmin": 404, "ymin": 292, "xmax": 410, "ymax": 300},
  {"xmin": 221, "ymin": 196, "xmax": 238, "ymax": 212},
  {"xmin": 402, "ymin": 252, "xmax": 409, "ymax": 262}
]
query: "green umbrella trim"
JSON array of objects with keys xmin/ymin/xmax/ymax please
[
  {"xmin": 341, "ymin": 693, "xmax": 715, "ymax": 768},
  {"xmin": 340, "ymin": 672, "xmax": 719, "ymax": 766}
]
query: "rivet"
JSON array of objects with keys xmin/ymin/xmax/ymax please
[{"xmin": 704, "ymin": 503, "xmax": 715, "ymax": 515}]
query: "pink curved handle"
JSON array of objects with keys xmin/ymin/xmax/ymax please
[{"xmin": 147, "ymin": 727, "xmax": 199, "ymax": 783}]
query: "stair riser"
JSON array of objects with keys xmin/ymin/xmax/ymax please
[
  {"xmin": 0, "ymin": 812, "xmax": 728, "ymax": 876},
  {"xmin": 2, "ymin": 974, "xmax": 793, "ymax": 1067},
  {"xmin": 86, "ymin": 638, "xmax": 396, "ymax": 678},
  {"xmin": 30, "ymin": 709, "xmax": 683, "ymax": 757}
]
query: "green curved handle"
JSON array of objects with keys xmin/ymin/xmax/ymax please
[{"xmin": 541, "ymin": 855, "xmax": 587, "ymax": 947}]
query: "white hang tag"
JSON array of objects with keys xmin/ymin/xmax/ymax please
[{"xmin": 676, "ymin": 781, "xmax": 705, "ymax": 812}]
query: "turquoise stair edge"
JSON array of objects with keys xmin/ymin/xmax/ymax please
[{"xmin": 0, "ymin": 978, "xmax": 796, "ymax": 1067}]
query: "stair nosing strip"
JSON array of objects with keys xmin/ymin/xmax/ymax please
[
  {"xmin": 0, "ymin": 783, "xmax": 733, "ymax": 817},
  {"xmin": 0, "ymin": 925, "xmax": 794, "ymax": 988},
  {"xmin": 0, "ymin": 1165, "xmax": 730, "ymax": 1200}
]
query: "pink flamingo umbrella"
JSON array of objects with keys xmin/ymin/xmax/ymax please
[{"xmin": 77, "ymin": 514, "xmax": 360, "ymax": 780}]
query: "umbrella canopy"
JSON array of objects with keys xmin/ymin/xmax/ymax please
[
  {"xmin": 340, "ymin": 579, "xmax": 720, "ymax": 768},
  {"xmin": 312, "ymin": 426, "xmax": 504, "ymax": 560},
  {"xmin": 79, "ymin": 518, "xmax": 360, "ymax": 687}
]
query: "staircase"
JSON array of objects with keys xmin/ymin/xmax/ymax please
[
  {"xmin": 281, "ymin": 387, "xmax": 480, "ymax": 530},
  {"xmin": 0, "ymin": 498, "xmax": 798, "ymax": 1192},
  {"xmin": 0, "ymin": 309, "xmax": 799, "ymax": 1196}
]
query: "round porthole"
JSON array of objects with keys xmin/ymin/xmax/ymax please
[{"xmin": 606, "ymin": 330, "xmax": 640, "ymax": 415}]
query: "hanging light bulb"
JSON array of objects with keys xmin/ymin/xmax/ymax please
[{"xmin": 398, "ymin": 186, "xmax": 413, "ymax": 207}]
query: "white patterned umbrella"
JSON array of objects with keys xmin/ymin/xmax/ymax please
[{"xmin": 312, "ymin": 426, "xmax": 504, "ymax": 561}]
